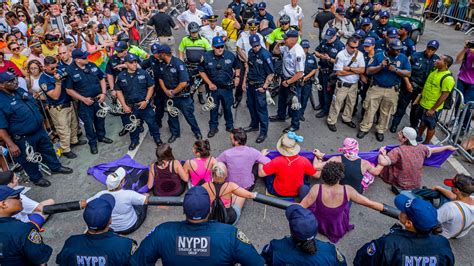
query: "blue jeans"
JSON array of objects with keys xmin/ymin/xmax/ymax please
[
  {"xmin": 457, "ymin": 78, "xmax": 474, "ymax": 131},
  {"xmin": 209, "ymin": 88, "xmax": 234, "ymax": 130},
  {"xmin": 246, "ymin": 84, "xmax": 269, "ymax": 136},
  {"xmin": 126, "ymin": 105, "xmax": 161, "ymax": 144},
  {"xmin": 300, "ymin": 81, "xmax": 313, "ymax": 117},
  {"xmin": 77, "ymin": 101, "xmax": 106, "ymax": 147},
  {"xmin": 167, "ymin": 97, "xmax": 201, "ymax": 137},
  {"xmin": 277, "ymin": 83, "xmax": 302, "ymax": 129}
]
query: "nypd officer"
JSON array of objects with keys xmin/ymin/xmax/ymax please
[
  {"xmin": 130, "ymin": 186, "xmax": 264, "ymax": 265},
  {"xmin": 115, "ymin": 54, "xmax": 163, "ymax": 150},
  {"xmin": 360, "ymin": 18, "xmax": 379, "ymax": 41},
  {"xmin": 199, "ymin": 36, "xmax": 240, "ymax": 138},
  {"xmin": 65, "ymin": 48, "xmax": 113, "ymax": 154},
  {"xmin": 243, "ymin": 34, "xmax": 274, "ymax": 143},
  {"xmin": 0, "ymin": 72, "xmax": 73, "ymax": 187},
  {"xmin": 373, "ymin": 10, "xmax": 390, "ymax": 39},
  {"xmin": 0, "ymin": 185, "xmax": 52, "ymax": 264},
  {"xmin": 299, "ymin": 39, "xmax": 318, "ymax": 121},
  {"xmin": 261, "ymin": 205, "xmax": 347, "ymax": 265},
  {"xmin": 56, "ymin": 194, "xmax": 138, "ymax": 265},
  {"xmin": 158, "ymin": 44, "xmax": 202, "ymax": 143},
  {"xmin": 354, "ymin": 194, "xmax": 455, "ymax": 265},
  {"xmin": 398, "ymin": 23, "xmax": 416, "ymax": 57}
]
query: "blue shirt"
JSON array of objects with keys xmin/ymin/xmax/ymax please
[
  {"xmin": 140, "ymin": 56, "xmax": 163, "ymax": 84},
  {"xmin": 198, "ymin": 50, "xmax": 240, "ymax": 87},
  {"xmin": 159, "ymin": 56, "xmax": 189, "ymax": 90},
  {"xmin": 65, "ymin": 62, "xmax": 105, "ymax": 97},
  {"xmin": 247, "ymin": 47, "xmax": 274, "ymax": 82},
  {"xmin": 304, "ymin": 53, "xmax": 318, "ymax": 77},
  {"xmin": 38, "ymin": 72, "xmax": 72, "ymax": 105},
  {"xmin": 200, "ymin": 3, "xmax": 213, "ymax": 16},
  {"xmin": 105, "ymin": 54, "xmax": 126, "ymax": 77},
  {"xmin": 0, "ymin": 88, "xmax": 44, "ymax": 136},
  {"xmin": 56, "ymin": 231, "xmax": 137, "ymax": 266},
  {"xmin": 316, "ymin": 39, "xmax": 345, "ymax": 69},
  {"xmin": 130, "ymin": 221, "xmax": 264, "ymax": 266},
  {"xmin": 375, "ymin": 39, "xmax": 387, "ymax": 54},
  {"xmin": 115, "ymin": 68, "xmax": 154, "ymax": 104},
  {"xmin": 254, "ymin": 12, "xmax": 276, "ymax": 29},
  {"xmin": 369, "ymin": 51, "xmax": 412, "ymax": 87},
  {"xmin": 410, "ymin": 51, "xmax": 440, "ymax": 86},
  {"xmin": 401, "ymin": 37, "xmax": 416, "ymax": 58},
  {"xmin": 373, "ymin": 22, "xmax": 389, "ymax": 39},
  {"xmin": 0, "ymin": 217, "xmax": 52, "ymax": 265}
]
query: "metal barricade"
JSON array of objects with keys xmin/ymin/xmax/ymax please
[
  {"xmin": 435, "ymin": 87, "xmax": 464, "ymax": 143},
  {"xmin": 427, "ymin": 0, "xmax": 474, "ymax": 35},
  {"xmin": 451, "ymin": 101, "xmax": 474, "ymax": 162}
]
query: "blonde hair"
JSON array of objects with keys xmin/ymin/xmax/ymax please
[{"xmin": 212, "ymin": 162, "xmax": 227, "ymax": 183}]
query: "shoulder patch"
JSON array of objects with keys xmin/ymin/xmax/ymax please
[
  {"xmin": 236, "ymin": 229, "xmax": 251, "ymax": 244},
  {"xmin": 296, "ymin": 57, "xmax": 302, "ymax": 62},
  {"xmin": 368, "ymin": 58, "xmax": 374, "ymax": 65},
  {"xmin": 40, "ymin": 83, "xmax": 48, "ymax": 92},
  {"xmin": 131, "ymin": 241, "xmax": 138, "ymax": 255},
  {"xmin": 366, "ymin": 242, "xmax": 376, "ymax": 256},
  {"xmin": 28, "ymin": 229, "xmax": 43, "ymax": 244},
  {"xmin": 336, "ymin": 247, "xmax": 345, "ymax": 262},
  {"xmin": 179, "ymin": 65, "xmax": 185, "ymax": 71}
]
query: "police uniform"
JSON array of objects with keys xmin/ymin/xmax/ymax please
[
  {"xmin": 300, "ymin": 47, "xmax": 318, "ymax": 117},
  {"xmin": 200, "ymin": 22, "xmax": 227, "ymax": 44},
  {"xmin": 254, "ymin": 3, "xmax": 276, "ymax": 29},
  {"xmin": 373, "ymin": 11, "xmax": 390, "ymax": 39},
  {"xmin": 140, "ymin": 52, "xmax": 166, "ymax": 128},
  {"xmin": 360, "ymin": 2, "xmax": 373, "ymax": 18},
  {"xmin": 401, "ymin": 37, "xmax": 416, "ymax": 58},
  {"xmin": 266, "ymin": 27, "xmax": 301, "ymax": 76}
]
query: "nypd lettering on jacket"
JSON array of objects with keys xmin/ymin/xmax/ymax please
[
  {"xmin": 403, "ymin": 256, "xmax": 438, "ymax": 266},
  {"xmin": 176, "ymin": 236, "xmax": 211, "ymax": 256},
  {"xmin": 76, "ymin": 255, "xmax": 107, "ymax": 266}
]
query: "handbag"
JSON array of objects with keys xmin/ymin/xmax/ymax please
[{"xmin": 130, "ymin": 26, "xmax": 140, "ymax": 41}]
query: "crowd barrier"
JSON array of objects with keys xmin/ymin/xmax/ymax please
[{"xmin": 425, "ymin": 0, "xmax": 474, "ymax": 35}]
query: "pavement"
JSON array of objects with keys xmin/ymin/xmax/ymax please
[{"xmin": 23, "ymin": 0, "xmax": 473, "ymax": 265}]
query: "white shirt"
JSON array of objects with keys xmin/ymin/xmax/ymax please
[
  {"xmin": 13, "ymin": 22, "xmax": 28, "ymax": 36},
  {"xmin": 438, "ymin": 199, "xmax": 474, "ymax": 239},
  {"xmin": 13, "ymin": 194, "xmax": 39, "ymax": 223},
  {"xmin": 177, "ymin": 9, "xmax": 206, "ymax": 34},
  {"xmin": 333, "ymin": 49, "xmax": 365, "ymax": 83},
  {"xmin": 88, "ymin": 190, "xmax": 146, "ymax": 232},
  {"xmin": 279, "ymin": 4, "xmax": 304, "ymax": 27},
  {"xmin": 281, "ymin": 43, "xmax": 305, "ymax": 78},
  {"xmin": 236, "ymin": 31, "xmax": 265, "ymax": 54},
  {"xmin": 200, "ymin": 25, "xmax": 227, "ymax": 44},
  {"xmin": 322, "ymin": 18, "xmax": 355, "ymax": 44}
]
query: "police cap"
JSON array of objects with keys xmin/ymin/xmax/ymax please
[
  {"xmin": 83, "ymin": 194, "xmax": 116, "ymax": 230},
  {"xmin": 208, "ymin": 15, "xmax": 218, "ymax": 22},
  {"xmin": 247, "ymin": 19, "xmax": 259, "ymax": 28},
  {"xmin": 361, "ymin": 17, "xmax": 372, "ymax": 26},
  {"xmin": 258, "ymin": 2, "xmax": 266, "ymax": 9},
  {"xmin": 387, "ymin": 27, "xmax": 399, "ymax": 38},
  {"xmin": 183, "ymin": 186, "xmax": 210, "ymax": 220},
  {"xmin": 363, "ymin": 37, "xmax": 376, "ymax": 47},
  {"xmin": 72, "ymin": 48, "xmax": 89, "ymax": 59},
  {"xmin": 285, "ymin": 205, "xmax": 318, "ymax": 240},
  {"xmin": 399, "ymin": 23, "xmax": 412, "ymax": 32},
  {"xmin": 324, "ymin": 27, "xmax": 338, "ymax": 40},
  {"xmin": 354, "ymin": 29, "xmax": 367, "ymax": 39},
  {"xmin": 249, "ymin": 34, "xmax": 261, "ymax": 47},
  {"xmin": 388, "ymin": 39, "xmax": 403, "ymax": 50},
  {"xmin": 379, "ymin": 10, "xmax": 390, "ymax": 18},
  {"xmin": 157, "ymin": 44, "xmax": 172, "ymax": 54},
  {"xmin": 0, "ymin": 185, "xmax": 23, "ymax": 201},
  {"xmin": 151, "ymin": 43, "xmax": 162, "ymax": 54},
  {"xmin": 0, "ymin": 72, "xmax": 16, "ymax": 83},
  {"xmin": 427, "ymin": 40, "xmax": 440, "ymax": 50},
  {"xmin": 335, "ymin": 7, "xmax": 345, "ymax": 14},
  {"xmin": 115, "ymin": 41, "xmax": 128, "ymax": 52},
  {"xmin": 395, "ymin": 194, "xmax": 438, "ymax": 233},
  {"xmin": 300, "ymin": 39, "xmax": 310, "ymax": 48},
  {"xmin": 283, "ymin": 29, "xmax": 299, "ymax": 39},
  {"xmin": 212, "ymin": 36, "xmax": 225, "ymax": 47}
]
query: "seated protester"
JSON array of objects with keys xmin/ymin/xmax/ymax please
[
  {"xmin": 183, "ymin": 139, "xmax": 217, "ymax": 186},
  {"xmin": 377, "ymin": 127, "xmax": 457, "ymax": 190},
  {"xmin": 202, "ymin": 162, "xmax": 257, "ymax": 225},
  {"xmin": 354, "ymin": 194, "xmax": 455, "ymax": 265},
  {"xmin": 433, "ymin": 174, "xmax": 474, "ymax": 239},
  {"xmin": 300, "ymin": 162, "xmax": 384, "ymax": 243},
  {"xmin": 217, "ymin": 128, "xmax": 271, "ymax": 191},
  {"xmin": 0, "ymin": 171, "xmax": 54, "ymax": 229},
  {"xmin": 314, "ymin": 138, "xmax": 383, "ymax": 194},
  {"xmin": 258, "ymin": 132, "xmax": 318, "ymax": 198},
  {"xmin": 56, "ymin": 194, "xmax": 138, "ymax": 265},
  {"xmin": 261, "ymin": 205, "xmax": 347, "ymax": 265},
  {"xmin": 148, "ymin": 144, "xmax": 188, "ymax": 196},
  {"xmin": 88, "ymin": 167, "xmax": 149, "ymax": 235}
]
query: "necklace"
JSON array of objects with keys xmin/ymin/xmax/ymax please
[{"xmin": 285, "ymin": 156, "xmax": 300, "ymax": 166}]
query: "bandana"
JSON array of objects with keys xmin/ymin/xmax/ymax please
[{"xmin": 338, "ymin": 138, "xmax": 359, "ymax": 160}]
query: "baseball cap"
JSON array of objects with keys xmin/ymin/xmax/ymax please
[
  {"xmin": 444, "ymin": 174, "xmax": 474, "ymax": 194},
  {"xmin": 283, "ymin": 29, "xmax": 299, "ymax": 39},
  {"xmin": 0, "ymin": 185, "xmax": 24, "ymax": 201},
  {"xmin": 285, "ymin": 205, "xmax": 318, "ymax": 240},
  {"xmin": 395, "ymin": 194, "xmax": 438, "ymax": 233},
  {"xmin": 361, "ymin": 17, "xmax": 372, "ymax": 26},
  {"xmin": 401, "ymin": 127, "xmax": 418, "ymax": 146},
  {"xmin": 379, "ymin": 10, "xmax": 390, "ymax": 18},
  {"xmin": 72, "ymin": 48, "xmax": 89, "ymax": 59},
  {"xmin": 106, "ymin": 167, "xmax": 126, "ymax": 190},
  {"xmin": 115, "ymin": 41, "xmax": 128, "ymax": 52},
  {"xmin": 363, "ymin": 37, "xmax": 376, "ymax": 47},
  {"xmin": 389, "ymin": 39, "xmax": 403, "ymax": 50},
  {"xmin": 249, "ymin": 34, "xmax": 261, "ymax": 47},
  {"xmin": 0, "ymin": 72, "xmax": 16, "ymax": 83},
  {"xmin": 400, "ymin": 23, "xmax": 412, "ymax": 32},
  {"xmin": 151, "ymin": 43, "xmax": 162, "ymax": 54},
  {"xmin": 64, "ymin": 38, "xmax": 75, "ymax": 46},
  {"xmin": 336, "ymin": 7, "xmax": 345, "ymax": 14},
  {"xmin": 354, "ymin": 29, "xmax": 367, "ymax": 39},
  {"xmin": 258, "ymin": 2, "xmax": 266, "ymax": 9},
  {"xmin": 183, "ymin": 186, "xmax": 210, "ymax": 220},
  {"xmin": 427, "ymin": 40, "xmax": 440, "ymax": 50},
  {"xmin": 300, "ymin": 39, "xmax": 310, "ymax": 48},
  {"xmin": 387, "ymin": 27, "xmax": 399, "ymax": 38},
  {"xmin": 212, "ymin": 36, "xmax": 225, "ymax": 47},
  {"xmin": 324, "ymin": 27, "xmax": 338, "ymax": 40},
  {"xmin": 158, "ymin": 44, "xmax": 172, "ymax": 54},
  {"xmin": 83, "ymin": 194, "xmax": 115, "ymax": 230}
]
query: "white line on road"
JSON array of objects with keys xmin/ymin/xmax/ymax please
[
  {"xmin": 432, "ymin": 135, "xmax": 470, "ymax": 175},
  {"xmin": 127, "ymin": 126, "xmax": 149, "ymax": 159}
]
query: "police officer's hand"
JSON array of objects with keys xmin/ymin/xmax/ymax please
[
  {"xmin": 406, "ymin": 82, "xmax": 413, "ymax": 93},
  {"xmin": 8, "ymin": 143, "xmax": 20, "ymax": 157},
  {"xmin": 123, "ymin": 104, "xmax": 132, "ymax": 113},
  {"xmin": 83, "ymin": 97, "xmax": 94, "ymax": 106},
  {"xmin": 257, "ymin": 87, "xmax": 265, "ymax": 93},
  {"xmin": 97, "ymin": 93, "xmax": 106, "ymax": 103},
  {"xmin": 138, "ymin": 101, "xmax": 147, "ymax": 110},
  {"xmin": 114, "ymin": 64, "xmax": 126, "ymax": 70},
  {"xmin": 209, "ymin": 83, "xmax": 217, "ymax": 91},
  {"xmin": 388, "ymin": 65, "xmax": 397, "ymax": 72},
  {"xmin": 53, "ymin": 73, "xmax": 62, "ymax": 81},
  {"xmin": 165, "ymin": 90, "xmax": 174, "ymax": 98},
  {"xmin": 381, "ymin": 59, "xmax": 389, "ymax": 68},
  {"xmin": 282, "ymin": 80, "xmax": 289, "ymax": 87},
  {"xmin": 242, "ymin": 82, "xmax": 247, "ymax": 91}
]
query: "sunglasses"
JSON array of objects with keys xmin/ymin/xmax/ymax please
[
  {"xmin": 18, "ymin": 14, "xmax": 26, "ymax": 18},
  {"xmin": 215, "ymin": 46, "xmax": 224, "ymax": 49},
  {"xmin": 280, "ymin": 22, "xmax": 289, "ymax": 25},
  {"xmin": 348, "ymin": 45, "xmax": 358, "ymax": 49},
  {"xmin": 11, "ymin": 47, "xmax": 20, "ymax": 51}
]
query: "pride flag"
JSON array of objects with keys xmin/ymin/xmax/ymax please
[{"xmin": 88, "ymin": 48, "xmax": 108, "ymax": 72}]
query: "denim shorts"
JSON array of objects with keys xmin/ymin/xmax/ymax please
[{"xmin": 421, "ymin": 108, "xmax": 439, "ymax": 130}]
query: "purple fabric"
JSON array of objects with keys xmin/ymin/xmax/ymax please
[
  {"xmin": 87, "ymin": 155, "xmax": 150, "ymax": 193},
  {"xmin": 266, "ymin": 145, "xmax": 453, "ymax": 167}
]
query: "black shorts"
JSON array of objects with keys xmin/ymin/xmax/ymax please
[{"xmin": 421, "ymin": 108, "xmax": 439, "ymax": 130}]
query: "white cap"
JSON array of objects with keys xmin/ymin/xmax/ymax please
[
  {"xmin": 402, "ymin": 127, "xmax": 418, "ymax": 146},
  {"xmin": 106, "ymin": 167, "xmax": 126, "ymax": 190}
]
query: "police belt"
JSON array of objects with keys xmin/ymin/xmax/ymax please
[
  {"xmin": 373, "ymin": 82, "xmax": 397, "ymax": 90},
  {"xmin": 12, "ymin": 131, "xmax": 38, "ymax": 141},
  {"xmin": 320, "ymin": 68, "xmax": 332, "ymax": 74},
  {"xmin": 248, "ymin": 80, "xmax": 264, "ymax": 86},
  {"xmin": 337, "ymin": 80, "xmax": 356, "ymax": 88},
  {"xmin": 48, "ymin": 102, "xmax": 72, "ymax": 110},
  {"xmin": 126, "ymin": 99, "xmax": 146, "ymax": 106},
  {"xmin": 216, "ymin": 84, "xmax": 234, "ymax": 90}
]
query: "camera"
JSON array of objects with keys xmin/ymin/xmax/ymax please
[{"xmin": 466, "ymin": 40, "xmax": 474, "ymax": 49}]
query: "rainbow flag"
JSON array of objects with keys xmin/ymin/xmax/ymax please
[{"xmin": 88, "ymin": 48, "xmax": 108, "ymax": 72}]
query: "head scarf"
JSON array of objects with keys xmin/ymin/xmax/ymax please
[{"xmin": 339, "ymin": 138, "xmax": 359, "ymax": 160}]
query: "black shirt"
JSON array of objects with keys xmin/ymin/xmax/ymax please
[
  {"xmin": 148, "ymin": 11, "xmax": 176, "ymax": 37},
  {"xmin": 314, "ymin": 11, "xmax": 335, "ymax": 40}
]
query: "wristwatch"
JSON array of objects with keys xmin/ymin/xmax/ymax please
[{"xmin": 145, "ymin": 99, "xmax": 150, "ymax": 104}]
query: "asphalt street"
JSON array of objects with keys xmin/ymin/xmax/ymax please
[{"xmin": 23, "ymin": 0, "xmax": 473, "ymax": 264}]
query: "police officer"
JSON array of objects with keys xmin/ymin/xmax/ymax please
[
  {"xmin": 375, "ymin": 27, "xmax": 399, "ymax": 54},
  {"xmin": 56, "ymin": 194, "xmax": 138, "ymax": 265},
  {"xmin": 360, "ymin": 18, "xmax": 379, "ymax": 41},
  {"xmin": 357, "ymin": 37, "xmax": 377, "ymax": 117},
  {"xmin": 65, "ymin": 49, "xmax": 113, "ymax": 154},
  {"xmin": 244, "ymin": 34, "xmax": 274, "ymax": 143},
  {"xmin": 398, "ymin": 23, "xmax": 416, "ymax": 57},
  {"xmin": 116, "ymin": 54, "xmax": 162, "ymax": 150},
  {"xmin": 358, "ymin": 39, "xmax": 411, "ymax": 142},
  {"xmin": 354, "ymin": 194, "xmax": 455, "ymax": 265},
  {"xmin": 360, "ymin": 0, "xmax": 373, "ymax": 18},
  {"xmin": 200, "ymin": 15, "xmax": 228, "ymax": 44},
  {"xmin": 39, "ymin": 56, "xmax": 85, "ymax": 160},
  {"xmin": 270, "ymin": 30, "xmax": 305, "ymax": 133},
  {"xmin": 0, "ymin": 72, "xmax": 73, "ymax": 187},
  {"xmin": 299, "ymin": 39, "xmax": 318, "ymax": 121},
  {"xmin": 117, "ymin": 34, "xmax": 149, "ymax": 60},
  {"xmin": 261, "ymin": 205, "xmax": 347, "ymax": 265},
  {"xmin": 0, "ymin": 185, "xmax": 52, "ymax": 264},
  {"xmin": 370, "ymin": 2, "xmax": 383, "ymax": 22},
  {"xmin": 199, "ymin": 36, "xmax": 240, "ymax": 138},
  {"xmin": 373, "ymin": 10, "xmax": 390, "ymax": 39},
  {"xmin": 314, "ymin": 27, "xmax": 345, "ymax": 118},
  {"xmin": 130, "ymin": 186, "xmax": 264, "ymax": 265},
  {"xmin": 158, "ymin": 44, "xmax": 202, "ymax": 143},
  {"xmin": 254, "ymin": 2, "xmax": 276, "ymax": 29}
]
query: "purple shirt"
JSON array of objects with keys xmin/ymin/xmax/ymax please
[
  {"xmin": 459, "ymin": 50, "xmax": 474, "ymax": 85},
  {"xmin": 217, "ymin": 146, "xmax": 271, "ymax": 189}
]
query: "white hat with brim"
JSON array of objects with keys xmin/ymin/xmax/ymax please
[
  {"xmin": 106, "ymin": 167, "xmax": 126, "ymax": 190},
  {"xmin": 402, "ymin": 127, "xmax": 418, "ymax": 146},
  {"xmin": 276, "ymin": 134, "xmax": 301, "ymax": 157}
]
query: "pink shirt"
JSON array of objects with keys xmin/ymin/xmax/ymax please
[{"xmin": 458, "ymin": 50, "xmax": 474, "ymax": 85}]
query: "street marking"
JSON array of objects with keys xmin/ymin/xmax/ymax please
[
  {"xmin": 432, "ymin": 136, "xmax": 470, "ymax": 175},
  {"xmin": 127, "ymin": 125, "xmax": 149, "ymax": 159}
]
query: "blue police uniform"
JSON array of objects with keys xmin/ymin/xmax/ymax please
[
  {"xmin": 58, "ymin": 60, "xmax": 71, "ymax": 73},
  {"xmin": 0, "ymin": 217, "xmax": 52, "ymax": 265},
  {"xmin": 401, "ymin": 37, "xmax": 416, "ymax": 58},
  {"xmin": 0, "ymin": 88, "xmax": 62, "ymax": 182},
  {"xmin": 354, "ymin": 224, "xmax": 455, "ymax": 266},
  {"xmin": 39, "ymin": 72, "xmax": 72, "ymax": 106},
  {"xmin": 375, "ymin": 39, "xmax": 388, "ymax": 54},
  {"xmin": 159, "ymin": 56, "xmax": 201, "ymax": 137},
  {"xmin": 247, "ymin": 46, "xmax": 274, "ymax": 137},
  {"xmin": 56, "ymin": 231, "xmax": 137, "ymax": 265},
  {"xmin": 65, "ymin": 62, "xmax": 107, "ymax": 148},
  {"xmin": 360, "ymin": 2, "xmax": 373, "ymax": 18},
  {"xmin": 261, "ymin": 237, "xmax": 347, "ymax": 265},
  {"xmin": 141, "ymin": 56, "xmax": 166, "ymax": 128},
  {"xmin": 116, "ymin": 68, "xmax": 161, "ymax": 145},
  {"xmin": 130, "ymin": 221, "xmax": 264, "ymax": 265},
  {"xmin": 199, "ymin": 49, "xmax": 239, "ymax": 132},
  {"xmin": 369, "ymin": 51, "xmax": 411, "ymax": 88},
  {"xmin": 105, "ymin": 54, "xmax": 131, "ymax": 132},
  {"xmin": 254, "ymin": 12, "xmax": 276, "ymax": 29},
  {"xmin": 364, "ymin": 29, "xmax": 379, "ymax": 41},
  {"xmin": 300, "ymin": 53, "xmax": 318, "ymax": 116},
  {"xmin": 373, "ymin": 22, "xmax": 389, "ymax": 39}
]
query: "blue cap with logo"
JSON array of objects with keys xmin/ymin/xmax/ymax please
[
  {"xmin": 300, "ymin": 39, "xmax": 310, "ymax": 48},
  {"xmin": 361, "ymin": 17, "xmax": 372, "ymax": 26},
  {"xmin": 212, "ymin": 36, "xmax": 225, "ymax": 47},
  {"xmin": 427, "ymin": 40, "xmax": 440, "ymax": 49},
  {"xmin": 0, "ymin": 185, "xmax": 23, "ymax": 201},
  {"xmin": 258, "ymin": 2, "xmax": 266, "ymax": 9},
  {"xmin": 151, "ymin": 43, "xmax": 162, "ymax": 54},
  {"xmin": 124, "ymin": 53, "xmax": 139, "ymax": 63},
  {"xmin": 283, "ymin": 29, "xmax": 299, "ymax": 39},
  {"xmin": 399, "ymin": 23, "xmax": 412, "ymax": 32},
  {"xmin": 157, "ymin": 44, "xmax": 172, "ymax": 54},
  {"xmin": 395, "ymin": 194, "xmax": 438, "ymax": 232},
  {"xmin": 286, "ymin": 205, "xmax": 318, "ymax": 240},
  {"xmin": 389, "ymin": 39, "xmax": 403, "ymax": 50},
  {"xmin": 249, "ymin": 34, "xmax": 261, "ymax": 47},
  {"xmin": 83, "ymin": 194, "xmax": 116, "ymax": 230},
  {"xmin": 0, "ymin": 72, "xmax": 16, "ymax": 83},
  {"xmin": 379, "ymin": 10, "xmax": 390, "ymax": 18},
  {"xmin": 324, "ymin": 27, "xmax": 338, "ymax": 40},
  {"xmin": 115, "ymin": 41, "xmax": 128, "ymax": 52},
  {"xmin": 387, "ymin": 27, "xmax": 399, "ymax": 38},
  {"xmin": 363, "ymin": 37, "xmax": 376, "ymax": 47},
  {"xmin": 354, "ymin": 29, "xmax": 367, "ymax": 39},
  {"xmin": 72, "ymin": 48, "xmax": 89, "ymax": 60},
  {"xmin": 183, "ymin": 186, "xmax": 210, "ymax": 220}
]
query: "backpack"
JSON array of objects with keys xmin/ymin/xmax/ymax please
[
  {"xmin": 209, "ymin": 182, "xmax": 228, "ymax": 223},
  {"xmin": 440, "ymin": 73, "xmax": 455, "ymax": 110}
]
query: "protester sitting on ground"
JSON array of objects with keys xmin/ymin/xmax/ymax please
[
  {"xmin": 377, "ymin": 127, "xmax": 457, "ymax": 191},
  {"xmin": 88, "ymin": 167, "xmax": 149, "ymax": 235},
  {"xmin": 300, "ymin": 162, "xmax": 384, "ymax": 243},
  {"xmin": 0, "ymin": 170, "xmax": 54, "ymax": 229},
  {"xmin": 313, "ymin": 138, "xmax": 384, "ymax": 193},
  {"xmin": 261, "ymin": 204, "xmax": 347, "ymax": 265},
  {"xmin": 201, "ymin": 162, "xmax": 257, "ymax": 225},
  {"xmin": 183, "ymin": 139, "xmax": 217, "ymax": 186},
  {"xmin": 148, "ymin": 143, "xmax": 188, "ymax": 196},
  {"xmin": 432, "ymin": 174, "xmax": 474, "ymax": 239},
  {"xmin": 217, "ymin": 128, "xmax": 270, "ymax": 191},
  {"xmin": 258, "ymin": 132, "xmax": 318, "ymax": 199}
]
